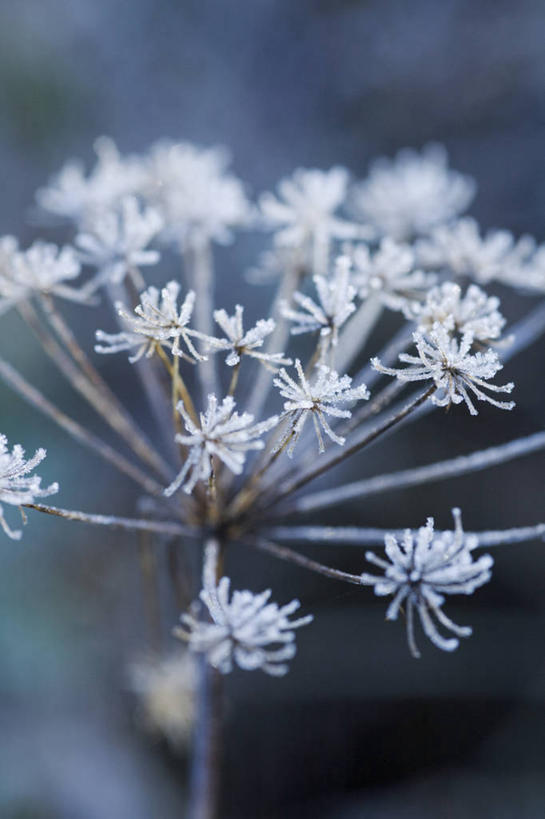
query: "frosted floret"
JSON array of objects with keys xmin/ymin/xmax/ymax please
[
  {"xmin": 260, "ymin": 166, "xmax": 367, "ymax": 248},
  {"xmin": 0, "ymin": 240, "xmax": 86, "ymax": 311},
  {"xmin": 348, "ymin": 237, "xmax": 436, "ymax": 312},
  {"xmin": 143, "ymin": 140, "xmax": 252, "ymax": 249},
  {"xmin": 406, "ymin": 282, "xmax": 507, "ymax": 343},
  {"xmin": 372, "ymin": 323, "xmax": 515, "ymax": 415},
  {"xmin": 281, "ymin": 255, "xmax": 357, "ymax": 345},
  {"xmin": 94, "ymin": 329, "xmax": 159, "ymax": 364},
  {"xmin": 274, "ymin": 359, "xmax": 370, "ymax": 456},
  {"xmin": 75, "ymin": 196, "xmax": 163, "ymax": 290},
  {"xmin": 350, "ymin": 144, "xmax": 475, "ymax": 240},
  {"xmin": 35, "ymin": 137, "xmax": 147, "ymax": 226},
  {"xmin": 175, "ymin": 576, "xmax": 313, "ymax": 675},
  {"xmin": 0, "ymin": 434, "xmax": 58, "ymax": 540},
  {"xmin": 415, "ymin": 217, "xmax": 536, "ymax": 285},
  {"xmin": 361, "ymin": 509, "xmax": 493, "ymax": 657},
  {"xmin": 164, "ymin": 395, "xmax": 278, "ymax": 496},
  {"xmin": 206, "ymin": 305, "xmax": 292, "ymax": 369},
  {"xmin": 115, "ymin": 281, "xmax": 207, "ymax": 362}
]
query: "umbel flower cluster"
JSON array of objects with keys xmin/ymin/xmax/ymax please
[{"xmin": 3, "ymin": 137, "xmax": 545, "ymax": 700}]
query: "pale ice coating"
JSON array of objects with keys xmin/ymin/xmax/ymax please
[
  {"xmin": 0, "ymin": 435, "xmax": 58, "ymax": 539},
  {"xmin": 361, "ymin": 509, "xmax": 493, "ymax": 658},
  {"xmin": 165, "ymin": 395, "xmax": 278, "ymax": 496},
  {"xmin": 175, "ymin": 576, "xmax": 313, "ymax": 675},
  {"xmin": 206, "ymin": 304, "xmax": 292, "ymax": 369}
]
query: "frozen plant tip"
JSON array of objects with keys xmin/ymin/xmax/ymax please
[
  {"xmin": 0, "ymin": 240, "xmax": 87, "ymax": 311},
  {"xmin": 372, "ymin": 323, "xmax": 515, "ymax": 415},
  {"xmin": 165, "ymin": 395, "xmax": 278, "ymax": 496},
  {"xmin": 175, "ymin": 576, "xmax": 313, "ymax": 675},
  {"xmin": 274, "ymin": 359, "xmax": 369, "ymax": 456},
  {"xmin": 350, "ymin": 144, "xmax": 475, "ymax": 240},
  {"xmin": 0, "ymin": 434, "xmax": 58, "ymax": 539},
  {"xmin": 207, "ymin": 305, "xmax": 292, "ymax": 369},
  {"xmin": 361, "ymin": 509, "xmax": 492, "ymax": 658}
]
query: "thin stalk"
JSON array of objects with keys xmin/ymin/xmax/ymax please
[
  {"xmin": 250, "ymin": 537, "xmax": 363, "ymax": 585},
  {"xmin": 334, "ymin": 296, "xmax": 383, "ymax": 374},
  {"xmin": 262, "ymin": 385, "xmax": 436, "ymax": 509},
  {"xmin": 189, "ymin": 537, "xmax": 224, "ymax": 819},
  {"xmin": 25, "ymin": 503, "xmax": 191, "ymax": 536},
  {"xmin": 285, "ymin": 428, "xmax": 545, "ymax": 515},
  {"xmin": 139, "ymin": 532, "xmax": 162, "ymax": 653},
  {"xmin": 39, "ymin": 294, "xmax": 171, "ymax": 480},
  {"xmin": 185, "ymin": 239, "xmax": 218, "ymax": 402},
  {"xmin": 0, "ymin": 355, "xmax": 164, "ymax": 497},
  {"xmin": 156, "ymin": 340, "xmax": 199, "ymax": 427},
  {"xmin": 226, "ymin": 361, "xmax": 240, "ymax": 397}
]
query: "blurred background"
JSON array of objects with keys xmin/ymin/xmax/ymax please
[{"xmin": 2, "ymin": 1, "xmax": 545, "ymax": 817}]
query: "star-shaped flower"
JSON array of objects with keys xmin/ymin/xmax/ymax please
[
  {"xmin": 0, "ymin": 435, "xmax": 58, "ymax": 539},
  {"xmin": 164, "ymin": 395, "xmax": 278, "ymax": 496},
  {"xmin": 360, "ymin": 509, "xmax": 492, "ymax": 657},
  {"xmin": 206, "ymin": 305, "xmax": 292, "ymax": 369},
  {"xmin": 175, "ymin": 576, "xmax": 313, "ymax": 675}
]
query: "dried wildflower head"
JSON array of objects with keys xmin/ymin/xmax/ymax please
[
  {"xmin": 0, "ymin": 434, "xmax": 58, "ymax": 539},
  {"xmin": 0, "ymin": 240, "xmax": 86, "ymax": 310},
  {"xmin": 406, "ymin": 282, "xmax": 507, "ymax": 344},
  {"xmin": 372, "ymin": 323, "xmax": 515, "ymax": 415},
  {"xmin": 281, "ymin": 255, "xmax": 357, "ymax": 345},
  {"xmin": 361, "ymin": 509, "xmax": 492, "ymax": 657},
  {"xmin": 144, "ymin": 140, "xmax": 252, "ymax": 249},
  {"xmin": 350, "ymin": 144, "xmax": 475, "ymax": 240},
  {"xmin": 415, "ymin": 217, "xmax": 536, "ymax": 285},
  {"xmin": 165, "ymin": 395, "xmax": 278, "ymax": 496},
  {"xmin": 130, "ymin": 653, "xmax": 196, "ymax": 748},
  {"xmin": 348, "ymin": 237, "xmax": 435, "ymax": 312},
  {"xmin": 260, "ymin": 166, "xmax": 365, "ymax": 248},
  {"xmin": 206, "ymin": 305, "xmax": 292, "ymax": 369},
  {"xmin": 175, "ymin": 576, "xmax": 313, "ymax": 675},
  {"xmin": 274, "ymin": 359, "xmax": 370, "ymax": 456},
  {"xmin": 115, "ymin": 281, "xmax": 207, "ymax": 362},
  {"xmin": 75, "ymin": 196, "xmax": 163, "ymax": 290},
  {"xmin": 36, "ymin": 137, "xmax": 146, "ymax": 226}
]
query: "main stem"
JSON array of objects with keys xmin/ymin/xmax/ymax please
[{"xmin": 189, "ymin": 538, "xmax": 224, "ymax": 819}]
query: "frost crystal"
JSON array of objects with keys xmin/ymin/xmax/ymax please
[
  {"xmin": 0, "ymin": 240, "xmax": 86, "ymax": 310},
  {"xmin": 372, "ymin": 323, "xmax": 515, "ymax": 415},
  {"xmin": 281, "ymin": 255, "xmax": 357, "ymax": 345},
  {"xmin": 75, "ymin": 196, "xmax": 163, "ymax": 290},
  {"xmin": 175, "ymin": 576, "xmax": 313, "ymax": 675},
  {"xmin": 113, "ymin": 281, "xmax": 207, "ymax": 362},
  {"xmin": 360, "ymin": 509, "xmax": 492, "ymax": 657},
  {"xmin": 406, "ymin": 282, "xmax": 507, "ymax": 343},
  {"xmin": 0, "ymin": 435, "xmax": 58, "ymax": 539},
  {"xmin": 36, "ymin": 137, "xmax": 146, "ymax": 226},
  {"xmin": 415, "ymin": 217, "xmax": 536, "ymax": 285},
  {"xmin": 350, "ymin": 144, "xmax": 475, "ymax": 240},
  {"xmin": 144, "ymin": 141, "xmax": 252, "ymax": 248},
  {"xmin": 260, "ymin": 166, "xmax": 365, "ymax": 248},
  {"xmin": 206, "ymin": 305, "xmax": 292, "ymax": 369},
  {"xmin": 274, "ymin": 359, "xmax": 370, "ymax": 456},
  {"xmin": 165, "ymin": 395, "xmax": 278, "ymax": 496},
  {"xmin": 348, "ymin": 238, "xmax": 435, "ymax": 311}
]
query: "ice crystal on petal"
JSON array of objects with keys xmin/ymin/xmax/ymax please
[
  {"xmin": 115, "ymin": 281, "xmax": 207, "ymax": 362},
  {"xmin": 165, "ymin": 395, "xmax": 278, "ymax": 496},
  {"xmin": 281, "ymin": 255, "xmax": 357, "ymax": 344},
  {"xmin": 0, "ymin": 240, "xmax": 86, "ymax": 310},
  {"xmin": 206, "ymin": 305, "xmax": 292, "ymax": 369},
  {"xmin": 75, "ymin": 196, "xmax": 163, "ymax": 290},
  {"xmin": 144, "ymin": 141, "xmax": 252, "ymax": 249},
  {"xmin": 0, "ymin": 435, "xmax": 58, "ymax": 539},
  {"xmin": 36, "ymin": 137, "xmax": 146, "ymax": 226},
  {"xmin": 348, "ymin": 238, "xmax": 436, "ymax": 311},
  {"xmin": 260, "ymin": 167, "xmax": 367, "ymax": 248},
  {"xmin": 350, "ymin": 144, "xmax": 475, "ymax": 240},
  {"xmin": 274, "ymin": 360, "xmax": 370, "ymax": 456},
  {"xmin": 175, "ymin": 576, "xmax": 313, "ymax": 675},
  {"xmin": 372, "ymin": 323, "xmax": 515, "ymax": 415},
  {"xmin": 360, "ymin": 509, "xmax": 492, "ymax": 657},
  {"xmin": 415, "ymin": 217, "xmax": 536, "ymax": 285},
  {"xmin": 406, "ymin": 282, "xmax": 507, "ymax": 343}
]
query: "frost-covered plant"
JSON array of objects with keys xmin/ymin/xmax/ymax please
[{"xmin": 4, "ymin": 136, "xmax": 545, "ymax": 818}]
